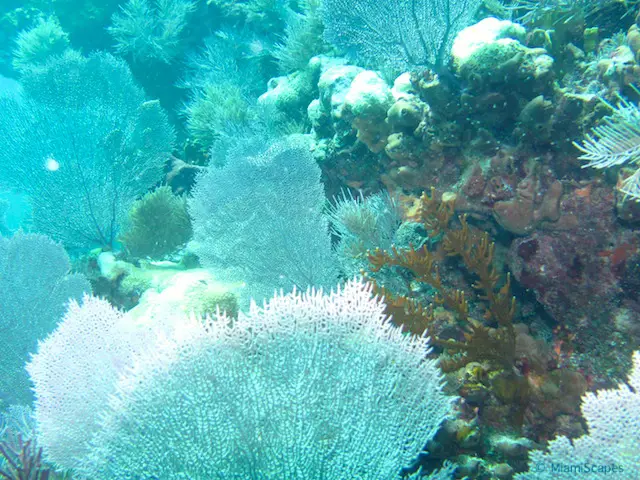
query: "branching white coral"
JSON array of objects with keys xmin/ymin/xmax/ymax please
[{"xmin": 27, "ymin": 296, "xmax": 153, "ymax": 470}]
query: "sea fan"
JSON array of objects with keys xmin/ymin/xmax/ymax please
[
  {"xmin": 321, "ymin": 0, "xmax": 482, "ymax": 72},
  {"xmin": 0, "ymin": 51, "xmax": 175, "ymax": 250},
  {"xmin": 75, "ymin": 279, "xmax": 455, "ymax": 479},
  {"xmin": 0, "ymin": 233, "xmax": 90, "ymax": 405},
  {"xmin": 188, "ymin": 135, "xmax": 338, "ymax": 306}
]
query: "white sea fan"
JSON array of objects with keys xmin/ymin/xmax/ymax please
[
  {"xmin": 188, "ymin": 135, "xmax": 338, "ymax": 306},
  {"xmin": 321, "ymin": 0, "xmax": 482, "ymax": 72},
  {"xmin": 0, "ymin": 232, "xmax": 90, "ymax": 405},
  {"xmin": 77, "ymin": 279, "xmax": 455, "ymax": 479},
  {"xmin": 0, "ymin": 51, "xmax": 175, "ymax": 250},
  {"xmin": 27, "ymin": 296, "xmax": 153, "ymax": 470}
]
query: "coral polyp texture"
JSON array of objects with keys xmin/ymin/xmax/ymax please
[{"xmin": 31, "ymin": 279, "xmax": 455, "ymax": 479}]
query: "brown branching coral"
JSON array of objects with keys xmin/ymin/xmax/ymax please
[
  {"xmin": 409, "ymin": 187, "xmax": 455, "ymax": 237},
  {"xmin": 366, "ymin": 277, "xmax": 436, "ymax": 336},
  {"xmin": 438, "ymin": 313, "xmax": 517, "ymax": 372},
  {"xmin": 0, "ymin": 434, "xmax": 52, "ymax": 480},
  {"xmin": 366, "ymin": 188, "xmax": 517, "ymax": 372},
  {"xmin": 368, "ymin": 244, "xmax": 469, "ymax": 327},
  {"xmin": 443, "ymin": 215, "xmax": 516, "ymax": 327}
]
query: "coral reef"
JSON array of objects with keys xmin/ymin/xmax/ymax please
[
  {"xmin": 185, "ymin": 82, "xmax": 251, "ymax": 152},
  {"xmin": 507, "ymin": 182, "xmax": 640, "ymax": 377},
  {"xmin": 457, "ymin": 158, "xmax": 563, "ymax": 235},
  {"xmin": 180, "ymin": 31, "xmax": 267, "ymax": 154},
  {"xmin": 1, "ymin": 1, "xmax": 640, "ymax": 477},
  {"xmin": 41, "ymin": 0, "xmax": 121, "ymax": 50},
  {"xmin": 125, "ymin": 267, "xmax": 241, "ymax": 320},
  {"xmin": 366, "ymin": 189, "xmax": 518, "ymax": 373},
  {"xmin": 360, "ymin": 189, "xmax": 598, "ymax": 471}
]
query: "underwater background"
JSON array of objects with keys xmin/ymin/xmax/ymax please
[{"xmin": 0, "ymin": 0, "xmax": 639, "ymax": 478}]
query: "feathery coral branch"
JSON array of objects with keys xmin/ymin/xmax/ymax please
[{"xmin": 574, "ymin": 96, "xmax": 640, "ymax": 201}]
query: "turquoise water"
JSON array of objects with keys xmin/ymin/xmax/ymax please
[{"xmin": 0, "ymin": 0, "xmax": 639, "ymax": 478}]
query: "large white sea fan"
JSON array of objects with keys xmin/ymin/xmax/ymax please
[{"xmin": 79, "ymin": 279, "xmax": 455, "ymax": 479}]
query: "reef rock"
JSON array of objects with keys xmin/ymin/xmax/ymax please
[
  {"xmin": 452, "ymin": 17, "xmax": 553, "ymax": 92},
  {"xmin": 127, "ymin": 268, "xmax": 239, "ymax": 323},
  {"xmin": 342, "ymin": 70, "xmax": 394, "ymax": 152},
  {"xmin": 493, "ymin": 173, "xmax": 562, "ymax": 235},
  {"xmin": 507, "ymin": 184, "xmax": 638, "ymax": 331},
  {"xmin": 452, "ymin": 18, "xmax": 526, "ymax": 79},
  {"xmin": 308, "ymin": 61, "xmax": 363, "ymax": 147}
]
